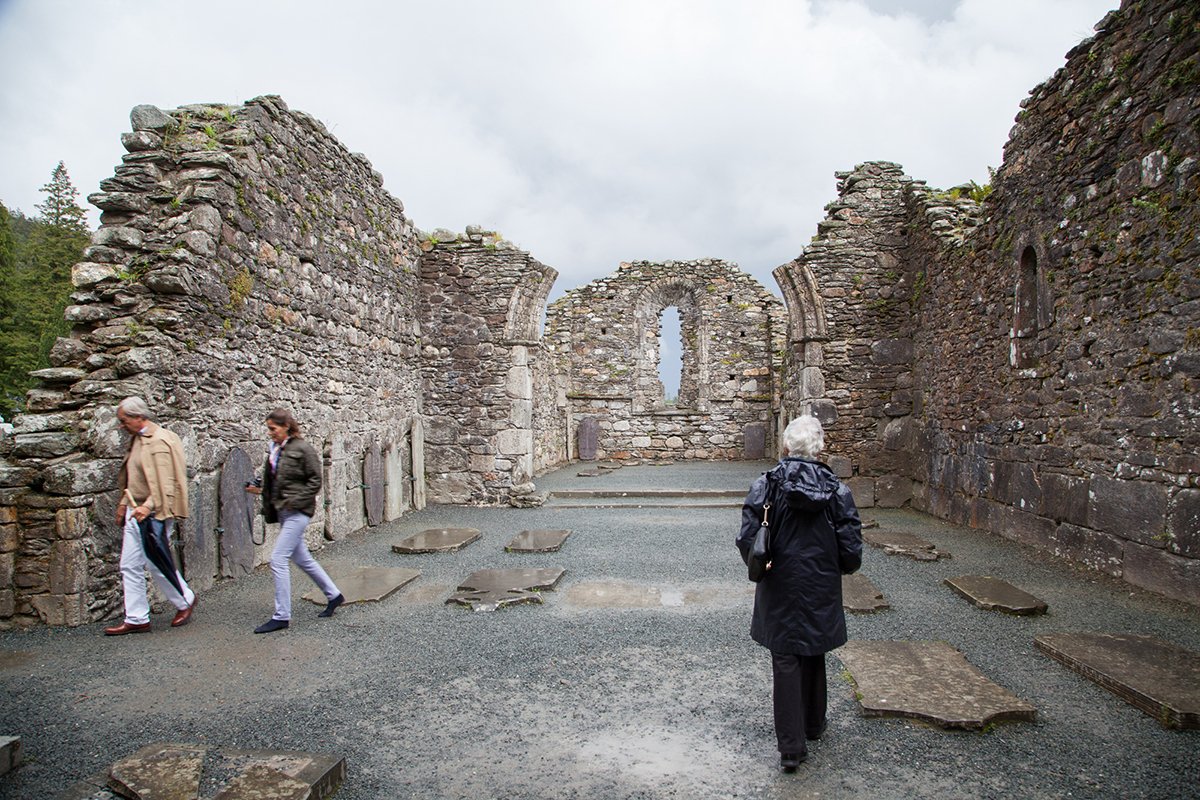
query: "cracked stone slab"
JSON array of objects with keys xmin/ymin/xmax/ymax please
[
  {"xmin": 1034, "ymin": 633, "xmax": 1200, "ymax": 730},
  {"xmin": 302, "ymin": 566, "xmax": 420, "ymax": 606},
  {"xmin": 837, "ymin": 640, "xmax": 1036, "ymax": 729},
  {"xmin": 863, "ymin": 529, "xmax": 950, "ymax": 561},
  {"xmin": 59, "ymin": 743, "xmax": 345, "ymax": 800},
  {"xmin": 392, "ymin": 527, "xmax": 481, "ymax": 554},
  {"xmin": 843, "ymin": 573, "xmax": 890, "ymax": 613},
  {"xmin": 505, "ymin": 529, "xmax": 572, "ymax": 553},
  {"xmin": 945, "ymin": 575, "xmax": 1048, "ymax": 615},
  {"xmin": 447, "ymin": 567, "xmax": 565, "ymax": 612}
]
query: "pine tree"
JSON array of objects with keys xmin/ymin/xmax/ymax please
[{"xmin": 0, "ymin": 165, "xmax": 91, "ymax": 416}]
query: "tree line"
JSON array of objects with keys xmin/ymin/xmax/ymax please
[{"xmin": 0, "ymin": 162, "xmax": 92, "ymax": 420}]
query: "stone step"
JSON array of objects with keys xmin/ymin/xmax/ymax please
[{"xmin": 550, "ymin": 488, "xmax": 746, "ymax": 498}]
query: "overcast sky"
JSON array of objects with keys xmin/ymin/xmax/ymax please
[{"xmin": 0, "ymin": 0, "xmax": 1116, "ymax": 299}]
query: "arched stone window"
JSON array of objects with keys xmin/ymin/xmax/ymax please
[
  {"xmin": 633, "ymin": 281, "xmax": 705, "ymax": 412},
  {"xmin": 1011, "ymin": 242, "xmax": 1050, "ymax": 368}
]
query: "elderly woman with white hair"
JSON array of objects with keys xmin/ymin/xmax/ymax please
[{"xmin": 736, "ymin": 414, "xmax": 862, "ymax": 772}]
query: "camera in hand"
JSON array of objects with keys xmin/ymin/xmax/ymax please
[{"xmin": 245, "ymin": 477, "xmax": 262, "ymax": 488}]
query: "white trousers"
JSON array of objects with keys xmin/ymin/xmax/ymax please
[
  {"xmin": 119, "ymin": 512, "xmax": 195, "ymax": 625},
  {"xmin": 270, "ymin": 509, "xmax": 340, "ymax": 621}
]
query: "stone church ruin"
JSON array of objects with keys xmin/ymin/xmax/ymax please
[{"xmin": 0, "ymin": 0, "xmax": 1197, "ymax": 627}]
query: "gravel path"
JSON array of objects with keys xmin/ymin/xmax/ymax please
[{"xmin": 1, "ymin": 461, "xmax": 1198, "ymax": 799}]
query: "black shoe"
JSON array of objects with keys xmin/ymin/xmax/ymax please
[
  {"xmin": 780, "ymin": 752, "xmax": 807, "ymax": 773},
  {"xmin": 318, "ymin": 593, "xmax": 345, "ymax": 618},
  {"xmin": 806, "ymin": 721, "xmax": 828, "ymax": 741},
  {"xmin": 254, "ymin": 619, "xmax": 289, "ymax": 634}
]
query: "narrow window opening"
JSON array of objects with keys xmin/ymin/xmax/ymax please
[
  {"xmin": 1012, "ymin": 245, "xmax": 1039, "ymax": 367},
  {"xmin": 659, "ymin": 306, "xmax": 682, "ymax": 406}
]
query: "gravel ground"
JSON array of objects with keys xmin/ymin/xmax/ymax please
[{"xmin": 2, "ymin": 461, "xmax": 1198, "ymax": 799}]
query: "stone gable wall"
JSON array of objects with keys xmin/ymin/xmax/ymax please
[{"xmin": 544, "ymin": 260, "xmax": 786, "ymax": 460}]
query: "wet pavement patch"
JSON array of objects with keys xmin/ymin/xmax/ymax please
[
  {"xmin": 301, "ymin": 566, "xmax": 420, "ymax": 606},
  {"xmin": 391, "ymin": 527, "xmax": 481, "ymax": 554},
  {"xmin": 944, "ymin": 575, "xmax": 1048, "ymax": 615},
  {"xmin": 505, "ymin": 529, "xmax": 572, "ymax": 553},
  {"xmin": 1034, "ymin": 632, "xmax": 1200, "ymax": 730},
  {"xmin": 563, "ymin": 580, "xmax": 746, "ymax": 609},
  {"xmin": 837, "ymin": 640, "xmax": 1037, "ymax": 729},
  {"xmin": 446, "ymin": 568, "xmax": 566, "ymax": 611},
  {"xmin": 863, "ymin": 529, "xmax": 950, "ymax": 561},
  {"xmin": 843, "ymin": 573, "xmax": 890, "ymax": 613},
  {"xmin": 57, "ymin": 743, "xmax": 344, "ymax": 800}
]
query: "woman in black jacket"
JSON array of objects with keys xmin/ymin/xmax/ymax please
[
  {"xmin": 246, "ymin": 408, "xmax": 344, "ymax": 633},
  {"xmin": 736, "ymin": 415, "xmax": 862, "ymax": 772}
]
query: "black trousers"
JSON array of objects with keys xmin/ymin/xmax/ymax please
[{"xmin": 771, "ymin": 651, "xmax": 827, "ymax": 754}]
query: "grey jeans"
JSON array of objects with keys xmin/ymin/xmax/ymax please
[{"xmin": 270, "ymin": 509, "xmax": 340, "ymax": 621}]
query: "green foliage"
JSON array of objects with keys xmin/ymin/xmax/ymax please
[{"xmin": 0, "ymin": 164, "xmax": 91, "ymax": 417}]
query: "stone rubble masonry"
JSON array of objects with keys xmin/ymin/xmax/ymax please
[
  {"xmin": 1, "ymin": 0, "xmax": 1198, "ymax": 627},
  {"xmin": 544, "ymin": 259, "xmax": 787, "ymax": 461}
]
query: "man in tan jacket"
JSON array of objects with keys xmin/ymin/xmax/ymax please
[{"xmin": 104, "ymin": 396, "xmax": 198, "ymax": 635}]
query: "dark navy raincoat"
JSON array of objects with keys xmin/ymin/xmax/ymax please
[{"xmin": 736, "ymin": 457, "xmax": 863, "ymax": 655}]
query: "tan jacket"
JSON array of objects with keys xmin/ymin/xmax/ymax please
[{"xmin": 118, "ymin": 425, "xmax": 189, "ymax": 520}]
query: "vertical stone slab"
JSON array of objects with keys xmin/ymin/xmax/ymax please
[
  {"xmin": 578, "ymin": 417, "xmax": 599, "ymax": 461},
  {"xmin": 384, "ymin": 438, "xmax": 405, "ymax": 522},
  {"xmin": 743, "ymin": 423, "xmax": 766, "ymax": 460},
  {"xmin": 182, "ymin": 472, "xmax": 219, "ymax": 591},
  {"xmin": 363, "ymin": 438, "xmax": 384, "ymax": 527},
  {"xmin": 219, "ymin": 447, "xmax": 256, "ymax": 578},
  {"xmin": 410, "ymin": 418, "xmax": 426, "ymax": 511}
]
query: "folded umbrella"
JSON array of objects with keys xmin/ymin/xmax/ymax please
[{"xmin": 124, "ymin": 489, "xmax": 184, "ymax": 596}]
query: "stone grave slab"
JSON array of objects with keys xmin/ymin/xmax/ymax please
[
  {"xmin": 744, "ymin": 423, "xmax": 766, "ymax": 460},
  {"xmin": 576, "ymin": 469, "xmax": 601, "ymax": 477},
  {"xmin": 58, "ymin": 743, "xmax": 345, "ymax": 800},
  {"xmin": 362, "ymin": 437, "xmax": 385, "ymax": 527},
  {"xmin": 577, "ymin": 417, "xmax": 599, "ymax": 460},
  {"xmin": 945, "ymin": 575, "xmax": 1048, "ymax": 615},
  {"xmin": 837, "ymin": 640, "xmax": 1036, "ymax": 729},
  {"xmin": 392, "ymin": 527, "xmax": 481, "ymax": 554},
  {"xmin": 0, "ymin": 735, "xmax": 22, "ymax": 776},
  {"xmin": 843, "ymin": 573, "xmax": 890, "ymax": 613},
  {"xmin": 184, "ymin": 472, "xmax": 219, "ymax": 591},
  {"xmin": 505, "ymin": 529, "xmax": 572, "ymax": 553},
  {"xmin": 302, "ymin": 566, "xmax": 420, "ymax": 606},
  {"xmin": 1034, "ymin": 633, "xmax": 1200, "ymax": 730},
  {"xmin": 863, "ymin": 529, "xmax": 949, "ymax": 561},
  {"xmin": 597, "ymin": 462, "xmax": 622, "ymax": 471},
  {"xmin": 447, "ymin": 567, "xmax": 566, "ymax": 612},
  {"xmin": 219, "ymin": 447, "xmax": 257, "ymax": 577}
]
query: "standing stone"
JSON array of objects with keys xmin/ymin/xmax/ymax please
[
  {"xmin": 578, "ymin": 417, "xmax": 599, "ymax": 461},
  {"xmin": 219, "ymin": 447, "xmax": 257, "ymax": 578},
  {"xmin": 744, "ymin": 423, "xmax": 766, "ymax": 460},
  {"xmin": 363, "ymin": 438, "xmax": 384, "ymax": 527},
  {"xmin": 182, "ymin": 472, "xmax": 219, "ymax": 591}
]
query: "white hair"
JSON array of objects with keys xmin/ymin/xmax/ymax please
[
  {"xmin": 116, "ymin": 396, "xmax": 153, "ymax": 419},
  {"xmin": 782, "ymin": 415, "xmax": 824, "ymax": 459}
]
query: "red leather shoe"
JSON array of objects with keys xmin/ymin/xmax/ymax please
[
  {"xmin": 104, "ymin": 621, "xmax": 151, "ymax": 636},
  {"xmin": 171, "ymin": 599, "xmax": 196, "ymax": 627}
]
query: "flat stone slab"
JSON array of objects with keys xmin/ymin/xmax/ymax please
[
  {"xmin": 57, "ymin": 742, "xmax": 344, "ymax": 800},
  {"xmin": 863, "ymin": 529, "xmax": 950, "ymax": 561},
  {"xmin": 1034, "ymin": 633, "xmax": 1200, "ymax": 730},
  {"xmin": 392, "ymin": 527, "xmax": 481, "ymax": 554},
  {"xmin": 837, "ymin": 640, "xmax": 1036, "ymax": 729},
  {"xmin": 945, "ymin": 575, "xmax": 1048, "ymax": 615},
  {"xmin": 0, "ymin": 735, "xmax": 21, "ymax": 776},
  {"xmin": 843, "ymin": 573, "xmax": 890, "ymax": 613},
  {"xmin": 302, "ymin": 566, "xmax": 420, "ymax": 606},
  {"xmin": 447, "ymin": 567, "xmax": 566, "ymax": 612},
  {"xmin": 576, "ymin": 469, "xmax": 601, "ymax": 477},
  {"xmin": 505, "ymin": 529, "xmax": 572, "ymax": 553}
]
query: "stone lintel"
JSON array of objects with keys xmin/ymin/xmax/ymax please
[
  {"xmin": 944, "ymin": 575, "xmax": 1048, "ymax": 615},
  {"xmin": 837, "ymin": 640, "xmax": 1036, "ymax": 729},
  {"xmin": 1034, "ymin": 633, "xmax": 1200, "ymax": 730},
  {"xmin": 392, "ymin": 528, "xmax": 481, "ymax": 554}
]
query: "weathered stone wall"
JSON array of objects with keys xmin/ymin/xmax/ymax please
[
  {"xmin": 417, "ymin": 227, "xmax": 557, "ymax": 504},
  {"xmin": 0, "ymin": 96, "xmax": 427, "ymax": 627},
  {"xmin": 909, "ymin": 0, "xmax": 1200, "ymax": 604},
  {"xmin": 777, "ymin": 0, "xmax": 1199, "ymax": 604},
  {"xmin": 545, "ymin": 260, "xmax": 786, "ymax": 460}
]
